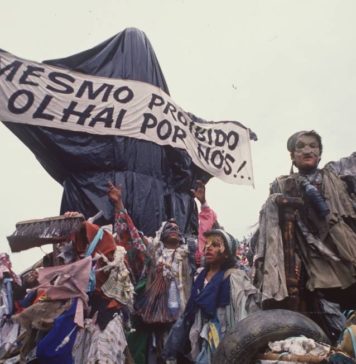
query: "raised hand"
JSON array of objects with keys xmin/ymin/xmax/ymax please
[
  {"xmin": 107, "ymin": 181, "xmax": 124, "ymax": 211},
  {"xmin": 191, "ymin": 180, "xmax": 206, "ymax": 204}
]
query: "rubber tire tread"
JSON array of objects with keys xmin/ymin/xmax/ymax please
[{"xmin": 212, "ymin": 309, "xmax": 330, "ymax": 364}]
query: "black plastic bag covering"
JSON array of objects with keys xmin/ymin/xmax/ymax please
[
  {"xmin": 319, "ymin": 298, "xmax": 346, "ymax": 340},
  {"xmin": 3, "ymin": 28, "xmax": 211, "ymax": 236}
]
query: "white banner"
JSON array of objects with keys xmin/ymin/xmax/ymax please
[{"xmin": 0, "ymin": 50, "xmax": 254, "ymax": 185}]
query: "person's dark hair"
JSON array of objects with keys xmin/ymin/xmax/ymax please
[
  {"xmin": 220, "ymin": 254, "xmax": 237, "ymax": 270},
  {"xmin": 287, "ymin": 130, "xmax": 323, "ymax": 155}
]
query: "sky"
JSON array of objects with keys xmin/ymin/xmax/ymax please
[{"xmin": 1, "ymin": 0, "xmax": 355, "ymax": 272}]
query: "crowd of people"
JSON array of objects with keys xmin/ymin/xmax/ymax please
[{"xmin": 0, "ymin": 130, "xmax": 355, "ymax": 364}]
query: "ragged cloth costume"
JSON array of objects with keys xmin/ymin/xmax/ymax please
[
  {"xmin": 253, "ymin": 152, "xmax": 356, "ymax": 303},
  {"xmin": 132, "ymin": 222, "xmax": 192, "ymax": 364},
  {"xmin": 135, "ymin": 221, "xmax": 192, "ymax": 322},
  {"xmin": 10, "ymin": 220, "xmax": 135, "ymax": 364}
]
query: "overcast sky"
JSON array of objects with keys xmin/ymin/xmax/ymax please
[{"xmin": 1, "ymin": 0, "xmax": 355, "ymax": 272}]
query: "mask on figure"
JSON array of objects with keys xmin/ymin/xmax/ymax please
[
  {"xmin": 161, "ymin": 220, "xmax": 182, "ymax": 247},
  {"xmin": 288, "ymin": 131, "xmax": 322, "ymax": 173}
]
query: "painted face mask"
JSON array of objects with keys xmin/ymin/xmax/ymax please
[
  {"xmin": 204, "ymin": 235, "xmax": 226, "ymax": 254},
  {"xmin": 292, "ymin": 135, "xmax": 321, "ymax": 171},
  {"xmin": 161, "ymin": 221, "xmax": 182, "ymax": 244}
]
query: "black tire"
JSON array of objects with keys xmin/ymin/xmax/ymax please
[{"xmin": 213, "ymin": 309, "xmax": 330, "ymax": 364}]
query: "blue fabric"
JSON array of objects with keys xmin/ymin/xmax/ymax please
[
  {"xmin": 185, "ymin": 269, "xmax": 230, "ymax": 322},
  {"xmin": 162, "ymin": 313, "xmax": 192, "ymax": 360},
  {"xmin": 195, "ymin": 340, "xmax": 210, "ymax": 364},
  {"xmin": 36, "ymin": 299, "xmax": 78, "ymax": 364},
  {"xmin": 85, "ymin": 227, "xmax": 103, "ymax": 292},
  {"xmin": 3, "ymin": 278, "xmax": 14, "ymax": 315},
  {"xmin": 19, "ymin": 290, "xmax": 37, "ymax": 308},
  {"xmin": 329, "ymin": 353, "xmax": 356, "ymax": 363},
  {"xmin": 85, "ymin": 227, "xmax": 104, "ymax": 257}
]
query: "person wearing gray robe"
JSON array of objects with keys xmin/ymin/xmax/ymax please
[{"xmin": 253, "ymin": 130, "xmax": 356, "ymax": 309}]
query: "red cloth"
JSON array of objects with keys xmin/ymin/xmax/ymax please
[
  {"xmin": 195, "ymin": 204, "xmax": 218, "ymax": 265},
  {"xmin": 73, "ymin": 222, "xmax": 117, "ymax": 290},
  {"xmin": 114, "ymin": 210, "xmax": 147, "ymax": 283},
  {"xmin": 74, "ymin": 222, "xmax": 116, "ymax": 257}
]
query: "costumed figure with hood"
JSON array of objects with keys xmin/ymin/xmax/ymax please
[
  {"xmin": 252, "ymin": 130, "xmax": 356, "ymax": 341},
  {"xmin": 133, "ymin": 218, "xmax": 191, "ymax": 363}
]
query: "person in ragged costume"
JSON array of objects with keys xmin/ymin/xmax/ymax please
[
  {"xmin": 163, "ymin": 228, "xmax": 258, "ymax": 363},
  {"xmin": 105, "ymin": 182, "xmax": 149, "ymax": 364},
  {"xmin": 132, "ymin": 217, "xmax": 191, "ymax": 364},
  {"xmin": 41, "ymin": 207, "xmax": 135, "ymax": 364},
  {"xmin": 107, "ymin": 180, "xmax": 192, "ymax": 364},
  {"xmin": 107, "ymin": 181, "xmax": 148, "ymax": 287},
  {"xmin": 253, "ymin": 130, "xmax": 356, "ymax": 339}
]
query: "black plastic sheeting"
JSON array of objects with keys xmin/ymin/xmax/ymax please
[{"xmin": 3, "ymin": 28, "xmax": 214, "ymax": 236}]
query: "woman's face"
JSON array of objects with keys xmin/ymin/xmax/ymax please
[{"xmin": 204, "ymin": 234, "xmax": 227, "ymax": 265}]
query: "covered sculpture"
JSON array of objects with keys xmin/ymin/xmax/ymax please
[{"xmin": 2, "ymin": 28, "xmax": 211, "ymax": 236}]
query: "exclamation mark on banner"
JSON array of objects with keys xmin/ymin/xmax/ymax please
[{"xmin": 233, "ymin": 161, "xmax": 250, "ymax": 180}]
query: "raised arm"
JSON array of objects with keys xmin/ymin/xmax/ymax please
[{"xmin": 191, "ymin": 180, "xmax": 218, "ymax": 262}]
